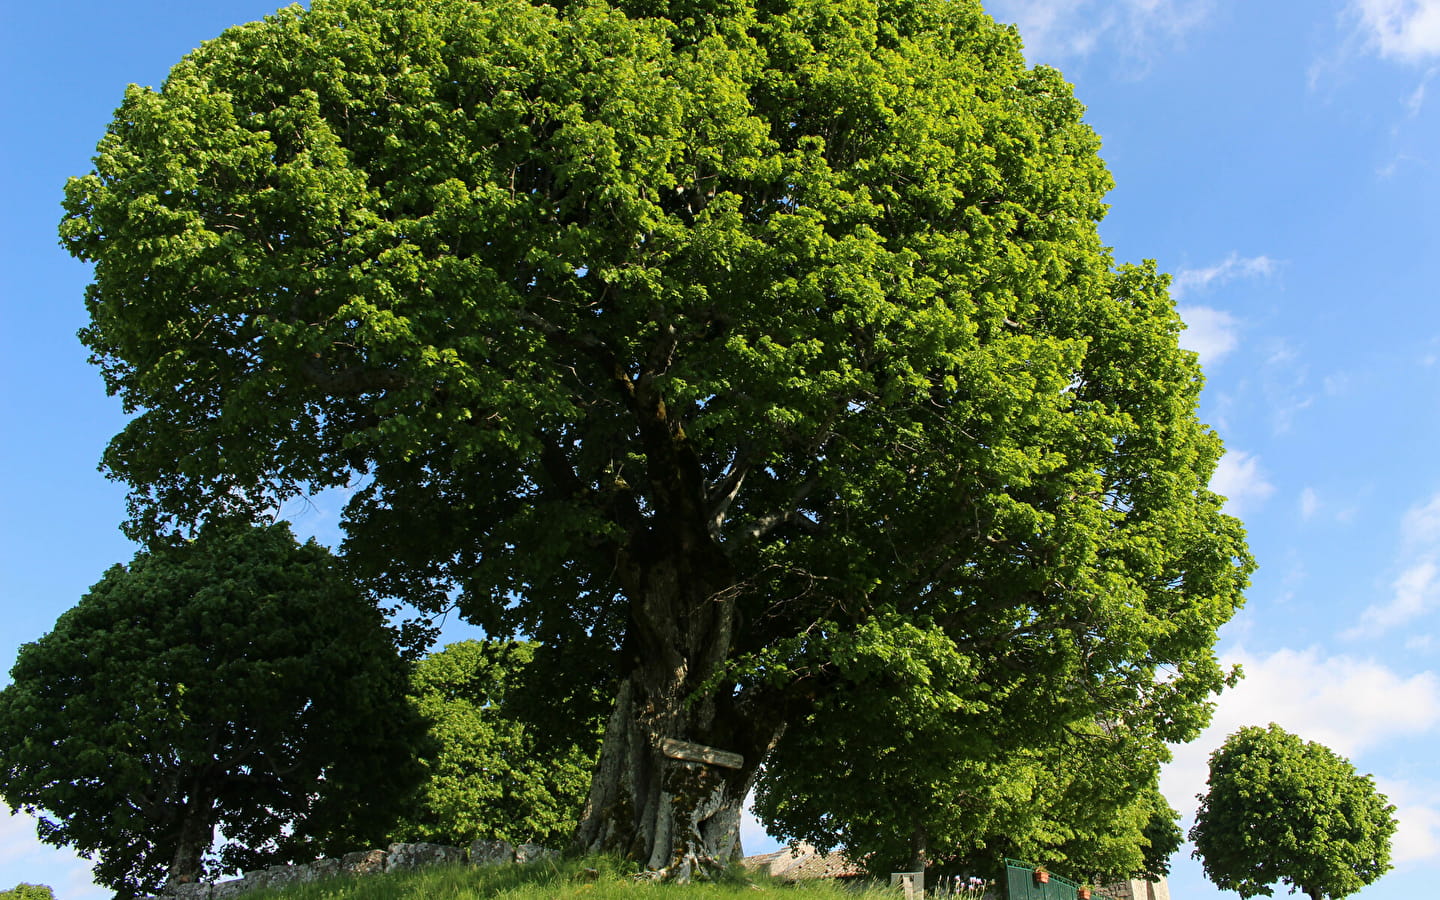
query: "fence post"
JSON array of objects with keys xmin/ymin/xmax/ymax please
[{"xmin": 890, "ymin": 871, "xmax": 924, "ymax": 898}]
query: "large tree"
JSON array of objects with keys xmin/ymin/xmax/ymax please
[
  {"xmin": 1190, "ymin": 724, "xmax": 1397, "ymax": 900},
  {"xmin": 61, "ymin": 0, "xmax": 1252, "ymax": 877},
  {"xmin": 0, "ymin": 523, "xmax": 426, "ymax": 898}
]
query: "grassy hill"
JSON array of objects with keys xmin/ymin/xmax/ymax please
[{"xmin": 235, "ymin": 856, "xmax": 899, "ymax": 900}]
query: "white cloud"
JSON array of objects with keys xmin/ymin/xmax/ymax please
[
  {"xmin": 0, "ymin": 811, "xmax": 107, "ymax": 899},
  {"xmin": 1407, "ymin": 633, "xmax": 1436, "ymax": 651},
  {"xmin": 1348, "ymin": 491, "xmax": 1440, "ymax": 637},
  {"xmin": 985, "ymin": 0, "xmax": 1213, "ymax": 65},
  {"xmin": 1349, "ymin": 557, "xmax": 1440, "ymax": 637},
  {"xmin": 1406, "ymin": 66, "xmax": 1439, "ymax": 114},
  {"xmin": 1209, "ymin": 450, "xmax": 1275, "ymax": 516},
  {"xmin": 1377, "ymin": 778, "xmax": 1440, "ymax": 863},
  {"xmin": 1299, "ymin": 487, "xmax": 1322, "ymax": 520},
  {"xmin": 1352, "ymin": 0, "xmax": 1440, "ymax": 61},
  {"xmin": 1163, "ymin": 647, "xmax": 1440, "ymax": 831},
  {"xmin": 1177, "ymin": 306, "xmax": 1239, "ymax": 366},
  {"xmin": 1172, "ymin": 253, "xmax": 1279, "ymax": 300},
  {"xmin": 1402, "ymin": 491, "xmax": 1440, "ymax": 545}
]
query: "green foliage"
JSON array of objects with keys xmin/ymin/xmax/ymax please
[
  {"xmin": 0, "ymin": 885, "xmax": 55, "ymax": 900},
  {"xmin": 395, "ymin": 640, "xmax": 599, "ymax": 846},
  {"xmin": 0, "ymin": 523, "xmax": 428, "ymax": 898},
  {"xmin": 1138, "ymin": 804, "xmax": 1183, "ymax": 879},
  {"xmin": 1190, "ymin": 724, "xmax": 1397, "ymax": 900},
  {"xmin": 62, "ymin": 0, "xmax": 1252, "ymax": 866},
  {"xmin": 758, "ymin": 667, "xmax": 1183, "ymax": 880}
]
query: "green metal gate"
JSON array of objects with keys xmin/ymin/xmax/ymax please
[{"xmin": 1004, "ymin": 859, "xmax": 1081, "ymax": 900}]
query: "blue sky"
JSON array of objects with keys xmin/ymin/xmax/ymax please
[{"xmin": 2, "ymin": 1, "xmax": 1439, "ymax": 897}]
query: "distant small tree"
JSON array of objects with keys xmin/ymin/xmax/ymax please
[
  {"xmin": 1190, "ymin": 724, "xmax": 1397, "ymax": 900},
  {"xmin": 0, "ymin": 523, "xmax": 427, "ymax": 898},
  {"xmin": 0, "ymin": 884, "xmax": 55, "ymax": 900},
  {"xmin": 394, "ymin": 640, "xmax": 598, "ymax": 847}
]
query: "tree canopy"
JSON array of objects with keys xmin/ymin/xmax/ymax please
[
  {"xmin": 1190, "ymin": 724, "xmax": 1397, "ymax": 900},
  {"xmin": 0, "ymin": 523, "xmax": 426, "ymax": 897},
  {"xmin": 395, "ymin": 640, "xmax": 599, "ymax": 847},
  {"xmin": 61, "ymin": 0, "xmax": 1252, "ymax": 876}
]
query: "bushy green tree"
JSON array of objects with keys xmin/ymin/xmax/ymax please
[
  {"xmin": 61, "ymin": 0, "xmax": 1251, "ymax": 875},
  {"xmin": 756, "ymin": 636, "xmax": 1185, "ymax": 880},
  {"xmin": 0, "ymin": 884, "xmax": 55, "ymax": 900},
  {"xmin": 396, "ymin": 640, "xmax": 598, "ymax": 847},
  {"xmin": 0, "ymin": 523, "xmax": 427, "ymax": 898},
  {"xmin": 1190, "ymin": 724, "xmax": 1397, "ymax": 900}
]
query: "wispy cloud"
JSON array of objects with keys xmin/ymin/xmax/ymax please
[
  {"xmin": 1350, "ymin": 559, "xmax": 1440, "ymax": 636},
  {"xmin": 1402, "ymin": 491, "xmax": 1440, "ymax": 545},
  {"xmin": 1347, "ymin": 491, "xmax": 1440, "ymax": 637},
  {"xmin": 1177, "ymin": 306, "xmax": 1239, "ymax": 366},
  {"xmin": 985, "ymin": 0, "xmax": 1214, "ymax": 66},
  {"xmin": 1260, "ymin": 340, "xmax": 1315, "ymax": 435},
  {"xmin": 1209, "ymin": 450, "xmax": 1275, "ymax": 516},
  {"xmin": 1352, "ymin": 0, "xmax": 1440, "ymax": 62},
  {"xmin": 1170, "ymin": 253, "xmax": 1278, "ymax": 368},
  {"xmin": 1172, "ymin": 253, "xmax": 1279, "ymax": 300},
  {"xmin": 1406, "ymin": 66, "xmax": 1440, "ymax": 113},
  {"xmin": 1297, "ymin": 485, "xmax": 1362, "ymax": 524}
]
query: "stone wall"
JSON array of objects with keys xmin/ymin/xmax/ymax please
[
  {"xmin": 154, "ymin": 840, "xmax": 556, "ymax": 899},
  {"xmin": 1097, "ymin": 876, "xmax": 1172, "ymax": 900}
]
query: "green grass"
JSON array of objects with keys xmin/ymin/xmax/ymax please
[{"xmin": 237, "ymin": 856, "xmax": 897, "ymax": 900}]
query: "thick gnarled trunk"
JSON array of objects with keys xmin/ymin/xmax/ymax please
[
  {"xmin": 573, "ymin": 680, "xmax": 758, "ymax": 878},
  {"xmin": 573, "ymin": 552, "xmax": 778, "ymax": 879},
  {"xmin": 165, "ymin": 792, "xmax": 214, "ymax": 889},
  {"xmin": 568, "ymin": 357, "xmax": 793, "ymax": 877}
]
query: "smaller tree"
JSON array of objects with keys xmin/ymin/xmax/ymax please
[
  {"xmin": 1190, "ymin": 724, "xmax": 1397, "ymax": 900},
  {"xmin": 0, "ymin": 884, "xmax": 55, "ymax": 900},
  {"xmin": 753, "ymin": 621, "xmax": 1184, "ymax": 881},
  {"xmin": 393, "ymin": 640, "xmax": 598, "ymax": 848},
  {"xmin": 0, "ymin": 522, "xmax": 427, "ymax": 898}
]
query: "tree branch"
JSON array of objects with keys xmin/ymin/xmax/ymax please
[
  {"xmin": 734, "ymin": 473, "xmax": 821, "ymax": 543},
  {"xmin": 299, "ymin": 358, "xmax": 407, "ymax": 395},
  {"xmin": 706, "ymin": 459, "xmax": 749, "ymax": 540}
]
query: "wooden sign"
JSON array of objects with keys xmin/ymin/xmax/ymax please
[{"xmin": 661, "ymin": 737, "xmax": 744, "ymax": 770}]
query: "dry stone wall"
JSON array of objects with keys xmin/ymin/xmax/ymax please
[
  {"xmin": 153, "ymin": 841, "xmax": 557, "ymax": 899},
  {"xmin": 1096, "ymin": 876, "xmax": 1172, "ymax": 900}
]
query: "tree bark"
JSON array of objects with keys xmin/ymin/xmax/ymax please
[
  {"xmin": 165, "ymin": 788, "xmax": 215, "ymax": 888},
  {"xmin": 907, "ymin": 825, "xmax": 929, "ymax": 873},
  {"xmin": 569, "ymin": 343, "xmax": 794, "ymax": 878},
  {"xmin": 572, "ymin": 547, "xmax": 780, "ymax": 879}
]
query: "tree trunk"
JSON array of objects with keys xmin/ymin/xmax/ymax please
[
  {"xmin": 572, "ymin": 549, "xmax": 780, "ymax": 880},
  {"xmin": 165, "ymin": 790, "xmax": 215, "ymax": 888},
  {"xmin": 569, "ymin": 371, "xmax": 795, "ymax": 878},
  {"xmin": 907, "ymin": 825, "xmax": 928, "ymax": 873}
]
